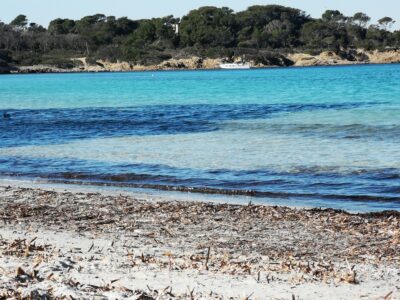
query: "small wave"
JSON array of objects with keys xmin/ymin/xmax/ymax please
[
  {"xmin": 15, "ymin": 176, "xmax": 400, "ymax": 203},
  {"xmin": 1, "ymin": 172, "xmax": 399, "ymax": 204}
]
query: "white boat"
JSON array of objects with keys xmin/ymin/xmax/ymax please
[{"xmin": 219, "ymin": 62, "xmax": 251, "ymax": 69}]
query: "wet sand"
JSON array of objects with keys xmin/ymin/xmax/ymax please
[{"xmin": 0, "ymin": 184, "xmax": 399, "ymax": 299}]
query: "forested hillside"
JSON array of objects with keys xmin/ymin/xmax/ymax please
[{"xmin": 0, "ymin": 5, "xmax": 399, "ymax": 69}]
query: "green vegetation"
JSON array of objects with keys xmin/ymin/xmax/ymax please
[{"xmin": 0, "ymin": 5, "xmax": 399, "ymax": 68}]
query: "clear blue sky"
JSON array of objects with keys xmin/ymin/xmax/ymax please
[{"xmin": 1, "ymin": 0, "xmax": 399, "ymax": 29}]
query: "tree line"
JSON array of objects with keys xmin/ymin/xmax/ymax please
[{"xmin": 0, "ymin": 5, "xmax": 399, "ymax": 68}]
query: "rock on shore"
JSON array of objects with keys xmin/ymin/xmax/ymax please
[{"xmin": 289, "ymin": 49, "xmax": 400, "ymax": 67}]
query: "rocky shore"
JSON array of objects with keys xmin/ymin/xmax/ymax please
[
  {"xmin": 2, "ymin": 49, "xmax": 400, "ymax": 74},
  {"xmin": 0, "ymin": 184, "xmax": 399, "ymax": 299}
]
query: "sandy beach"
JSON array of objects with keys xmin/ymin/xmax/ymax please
[
  {"xmin": 2, "ymin": 2, "xmax": 400, "ymax": 298},
  {"xmin": 0, "ymin": 182, "xmax": 399, "ymax": 299}
]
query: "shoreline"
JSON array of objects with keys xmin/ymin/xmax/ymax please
[
  {"xmin": 2, "ymin": 49, "xmax": 400, "ymax": 75},
  {"xmin": 1, "ymin": 177, "xmax": 399, "ymax": 213},
  {"xmin": 0, "ymin": 183, "xmax": 399, "ymax": 299}
]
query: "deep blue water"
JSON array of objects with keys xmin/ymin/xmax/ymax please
[{"xmin": 1, "ymin": 65, "xmax": 400, "ymax": 210}]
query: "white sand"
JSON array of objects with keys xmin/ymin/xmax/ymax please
[{"xmin": 1, "ymin": 226, "xmax": 398, "ymax": 299}]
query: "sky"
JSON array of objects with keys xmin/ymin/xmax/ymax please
[{"xmin": 1, "ymin": 0, "xmax": 399, "ymax": 29}]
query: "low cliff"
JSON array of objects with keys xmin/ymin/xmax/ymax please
[{"xmin": 288, "ymin": 49, "xmax": 400, "ymax": 67}]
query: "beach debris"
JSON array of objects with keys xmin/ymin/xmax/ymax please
[
  {"xmin": 0, "ymin": 186, "xmax": 399, "ymax": 299},
  {"xmin": 3, "ymin": 237, "xmax": 49, "ymax": 258},
  {"xmin": 205, "ymin": 247, "xmax": 211, "ymax": 270},
  {"xmin": 87, "ymin": 242, "xmax": 94, "ymax": 252},
  {"xmin": 382, "ymin": 291, "xmax": 394, "ymax": 300},
  {"xmin": 16, "ymin": 266, "xmax": 27, "ymax": 277}
]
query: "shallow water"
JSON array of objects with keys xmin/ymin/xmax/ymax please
[{"xmin": 1, "ymin": 65, "xmax": 400, "ymax": 210}]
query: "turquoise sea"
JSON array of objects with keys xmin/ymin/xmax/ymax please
[{"xmin": 1, "ymin": 64, "xmax": 400, "ymax": 211}]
